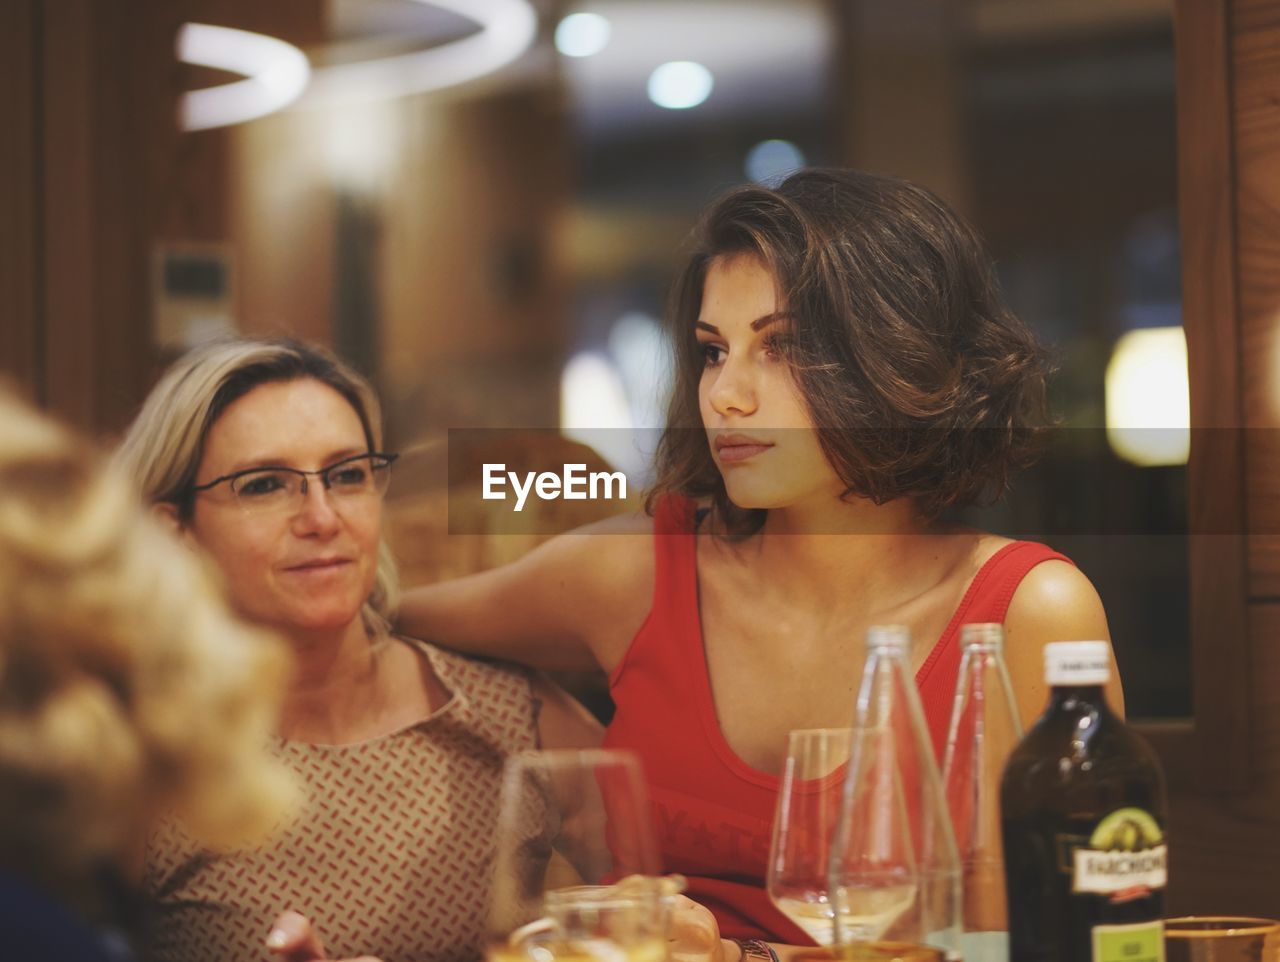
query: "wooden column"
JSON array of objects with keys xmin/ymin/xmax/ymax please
[
  {"xmin": 2, "ymin": 0, "xmax": 323, "ymax": 437},
  {"xmin": 832, "ymin": 0, "xmax": 971, "ymax": 212},
  {"xmin": 1163, "ymin": 0, "xmax": 1280, "ymax": 915},
  {"xmin": 0, "ymin": 0, "xmax": 39, "ymax": 403}
]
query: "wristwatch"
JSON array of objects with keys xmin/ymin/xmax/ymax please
[{"xmin": 734, "ymin": 939, "xmax": 780, "ymax": 962}]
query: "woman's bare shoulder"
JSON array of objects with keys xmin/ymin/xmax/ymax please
[
  {"xmin": 1003, "ymin": 556, "xmax": 1119, "ymax": 722},
  {"xmin": 1005, "ymin": 559, "xmax": 1108, "ymax": 638}
]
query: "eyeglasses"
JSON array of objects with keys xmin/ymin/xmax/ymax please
[{"xmin": 189, "ymin": 452, "xmax": 398, "ymax": 513}]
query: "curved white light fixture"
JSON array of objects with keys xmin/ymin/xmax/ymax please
[
  {"xmin": 647, "ymin": 61, "xmax": 714, "ymax": 110},
  {"xmin": 307, "ymin": 0, "xmax": 538, "ymax": 106},
  {"xmin": 177, "ymin": 23, "xmax": 311, "ymax": 132}
]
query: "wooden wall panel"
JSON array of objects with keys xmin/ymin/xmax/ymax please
[
  {"xmin": 1166, "ymin": 603, "xmax": 1280, "ymax": 915},
  {"xmin": 229, "ymin": 109, "xmax": 335, "ymax": 346},
  {"xmin": 38, "ymin": 0, "xmax": 191, "ymax": 434},
  {"xmin": 1233, "ymin": 0, "xmax": 1280, "ymax": 813},
  {"xmin": 26, "ymin": 0, "xmax": 325, "ymax": 438},
  {"xmin": 229, "ymin": 78, "xmax": 573, "ymax": 436},
  {"xmin": 1133, "ymin": 0, "xmax": 1252, "ymax": 793},
  {"xmin": 91, "ymin": 0, "xmax": 192, "ymax": 435},
  {"xmin": 835, "ymin": 0, "xmax": 971, "ymax": 212},
  {"xmin": 1169, "ymin": 0, "xmax": 1280, "ymax": 913},
  {"xmin": 378, "ymin": 84, "xmax": 571, "ymax": 429},
  {"xmin": 41, "ymin": 0, "xmax": 99, "ymax": 430},
  {"xmin": 0, "ymin": 0, "xmax": 38, "ymax": 401},
  {"xmin": 1236, "ymin": 0, "xmax": 1280, "ymax": 595}
]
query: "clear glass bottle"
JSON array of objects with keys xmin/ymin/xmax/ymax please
[
  {"xmin": 830, "ymin": 625, "xmax": 962, "ymax": 962},
  {"xmin": 1001, "ymin": 641, "xmax": 1167, "ymax": 962},
  {"xmin": 941, "ymin": 623, "xmax": 1024, "ymax": 962}
]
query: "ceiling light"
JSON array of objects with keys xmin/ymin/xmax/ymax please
[
  {"xmin": 647, "ymin": 61, "xmax": 714, "ymax": 110},
  {"xmin": 556, "ymin": 12, "xmax": 611, "ymax": 58},
  {"xmin": 745, "ymin": 139, "xmax": 806, "ymax": 184},
  {"xmin": 177, "ymin": 23, "xmax": 310, "ymax": 131},
  {"xmin": 306, "ymin": 0, "xmax": 537, "ymax": 106}
]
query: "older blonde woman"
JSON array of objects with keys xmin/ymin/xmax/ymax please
[
  {"xmin": 0, "ymin": 389, "xmax": 292, "ymax": 962},
  {"xmin": 114, "ymin": 338, "xmax": 607, "ymax": 962}
]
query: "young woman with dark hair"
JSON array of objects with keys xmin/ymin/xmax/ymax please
[{"xmin": 398, "ymin": 168, "xmax": 1123, "ymax": 958}]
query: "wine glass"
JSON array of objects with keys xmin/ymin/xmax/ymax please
[
  {"xmin": 487, "ymin": 748, "xmax": 674, "ymax": 962},
  {"xmin": 767, "ymin": 728, "xmax": 853, "ymax": 946}
]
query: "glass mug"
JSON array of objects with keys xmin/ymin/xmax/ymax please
[
  {"xmin": 489, "ymin": 880, "xmax": 675, "ymax": 962},
  {"xmin": 487, "ymin": 749, "xmax": 671, "ymax": 962},
  {"xmin": 787, "ymin": 946, "xmax": 944, "ymax": 962},
  {"xmin": 1164, "ymin": 917, "xmax": 1280, "ymax": 962}
]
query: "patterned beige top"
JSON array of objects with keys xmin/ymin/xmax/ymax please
[{"xmin": 142, "ymin": 640, "xmax": 539, "ymax": 962}]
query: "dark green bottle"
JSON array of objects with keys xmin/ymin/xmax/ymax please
[{"xmin": 1001, "ymin": 641, "xmax": 1167, "ymax": 962}]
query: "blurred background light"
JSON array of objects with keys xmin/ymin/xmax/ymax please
[
  {"xmin": 556, "ymin": 12, "xmax": 612, "ymax": 58},
  {"xmin": 745, "ymin": 138, "xmax": 806, "ymax": 184},
  {"xmin": 561, "ymin": 352, "xmax": 633, "ymax": 432},
  {"xmin": 1104, "ymin": 326, "xmax": 1190, "ymax": 466},
  {"xmin": 559, "ymin": 2, "xmax": 829, "ymax": 137},
  {"xmin": 323, "ymin": 105, "xmax": 400, "ymax": 194},
  {"xmin": 177, "ymin": 23, "xmax": 311, "ymax": 131},
  {"xmin": 647, "ymin": 61, "xmax": 714, "ymax": 110},
  {"xmin": 605, "ymin": 311, "xmax": 670, "ymax": 431},
  {"xmin": 306, "ymin": 0, "xmax": 536, "ymax": 106},
  {"xmin": 560, "ymin": 351, "xmax": 650, "ymax": 477}
]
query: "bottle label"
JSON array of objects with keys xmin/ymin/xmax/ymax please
[
  {"xmin": 1071, "ymin": 807, "xmax": 1167, "ymax": 897},
  {"xmin": 1073, "ymin": 846, "xmax": 1168, "ymax": 893},
  {"xmin": 1091, "ymin": 920, "xmax": 1165, "ymax": 962}
]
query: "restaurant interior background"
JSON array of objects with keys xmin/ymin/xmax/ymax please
[{"xmin": 3, "ymin": 0, "xmax": 1278, "ymax": 918}]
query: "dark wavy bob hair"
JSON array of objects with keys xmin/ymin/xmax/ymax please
[{"xmin": 647, "ymin": 167, "xmax": 1050, "ymax": 536}]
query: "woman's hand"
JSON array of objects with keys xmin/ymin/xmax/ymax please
[
  {"xmin": 667, "ymin": 894, "xmax": 737, "ymax": 962},
  {"xmin": 265, "ymin": 910, "xmax": 385, "ymax": 962}
]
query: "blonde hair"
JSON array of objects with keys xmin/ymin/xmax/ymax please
[
  {"xmin": 113, "ymin": 337, "xmax": 400, "ymax": 634},
  {"xmin": 0, "ymin": 388, "xmax": 295, "ymax": 919}
]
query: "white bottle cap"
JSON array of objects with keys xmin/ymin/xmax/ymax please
[
  {"xmin": 1044, "ymin": 640, "xmax": 1111, "ymax": 686},
  {"xmin": 960, "ymin": 623, "xmax": 1004, "ymax": 651},
  {"xmin": 866, "ymin": 624, "xmax": 910, "ymax": 652}
]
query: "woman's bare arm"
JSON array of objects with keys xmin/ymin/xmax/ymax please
[
  {"xmin": 1003, "ymin": 559, "xmax": 1125, "ymax": 729},
  {"xmin": 396, "ymin": 512, "xmax": 654, "ymax": 674}
]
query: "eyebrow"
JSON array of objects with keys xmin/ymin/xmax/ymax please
[
  {"xmin": 226, "ymin": 447, "xmax": 368, "ymax": 474},
  {"xmin": 694, "ymin": 312, "xmax": 794, "ymax": 335}
]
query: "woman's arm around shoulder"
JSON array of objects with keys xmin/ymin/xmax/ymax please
[
  {"xmin": 1003, "ymin": 559, "xmax": 1126, "ymax": 729},
  {"xmin": 396, "ymin": 512, "xmax": 655, "ymax": 674}
]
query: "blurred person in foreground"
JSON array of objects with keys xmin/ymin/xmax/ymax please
[
  {"xmin": 0, "ymin": 388, "xmax": 293, "ymax": 962},
  {"xmin": 116, "ymin": 339, "xmax": 728, "ymax": 962}
]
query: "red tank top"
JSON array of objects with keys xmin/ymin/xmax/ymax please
[{"xmin": 602, "ymin": 496, "xmax": 1072, "ymax": 944}]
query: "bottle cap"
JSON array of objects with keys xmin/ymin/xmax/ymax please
[
  {"xmin": 866, "ymin": 624, "xmax": 910, "ymax": 652},
  {"xmin": 1044, "ymin": 640, "xmax": 1111, "ymax": 686},
  {"xmin": 960, "ymin": 623, "xmax": 1004, "ymax": 650}
]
